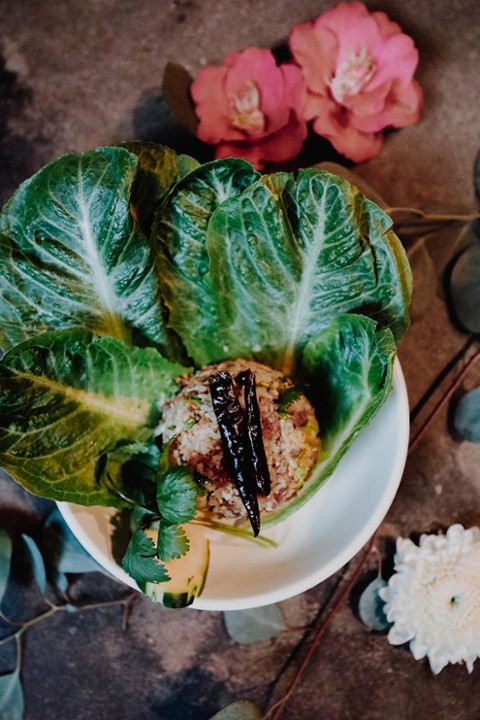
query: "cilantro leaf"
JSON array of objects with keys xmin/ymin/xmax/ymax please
[
  {"xmin": 156, "ymin": 466, "xmax": 198, "ymax": 524},
  {"xmin": 157, "ymin": 522, "xmax": 190, "ymax": 562},
  {"xmin": 278, "ymin": 386, "xmax": 302, "ymax": 414},
  {"xmin": 121, "ymin": 528, "xmax": 169, "ymax": 583}
]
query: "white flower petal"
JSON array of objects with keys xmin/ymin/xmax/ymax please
[{"xmin": 383, "ymin": 525, "xmax": 480, "ymax": 674}]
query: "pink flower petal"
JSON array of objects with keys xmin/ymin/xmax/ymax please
[
  {"xmin": 191, "ymin": 65, "xmax": 246, "ymax": 144},
  {"xmin": 371, "ymin": 10, "xmax": 402, "ymax": 35},
  {"xmin": 342, "ymin": 81, "xmax": 391, "ymax": 116},
  {"xmin": 312, "ymin": 117, "xmax": 384, "ymax": 163},
  {"xmin": 314, "ymin": 1, "xmax": 382, "ymax": 65},
  {"xmin": 367, "ymin": 34, "xmax": 419, "ymax": 90},
  {"xmin": 289, "ymin": 22, "xmax": 337, "ymax": 96},
  {"xmin": 214, "ymin": 111, "xmax": 307, "ymax": 170},
  {"xmin": 351, "ymin": 79, "xmax": 422, "ymax": 132},
  {"xmin": 223, "ymin": 48, "xmax": 289, "ymax": 136}
]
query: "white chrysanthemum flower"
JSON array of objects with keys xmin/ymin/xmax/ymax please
[{"xmin": 380, "ymin": 524, "xmax": 480, "ymax": 674}]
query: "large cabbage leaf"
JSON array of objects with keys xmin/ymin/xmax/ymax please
[
  {"xmin": 0, "ymin": 146, "xmax": 190, "ymax": 356},
  {"xmin": 155, "ymin": 164, "xmax": 411, "ymax": 373},
  {"xmin": 0, "ymin": 329, "xmax": 189, "ymax": 505},
  {"xmin": 153, "ymin": 159, "xmax": 260, "ymax": 365},
  {"xmin": 263, "ymin": 314, "xmax": 396, "ymax": 526},
  {"xmin": 121, "ymin": 141, "xmax": 199, "ymax": 236}
]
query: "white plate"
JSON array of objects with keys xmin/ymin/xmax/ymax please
[{"xmin": 58, "ymin": 361, "xmax": 409, "ymax": 611}]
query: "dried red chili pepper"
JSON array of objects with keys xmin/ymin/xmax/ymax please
[
  {"xmin": 236, "ymin": 369, "xmax": 271, "ymax": 496},
  {"xmin": 209, "ymin": 371, "xmax": 260, "ymax": 536}
]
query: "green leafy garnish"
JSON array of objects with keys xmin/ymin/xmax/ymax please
[
  {"xmin": 278, "ymin": 386, "xmax": 302, "ymax": 415},
  {"xmin": 122, "ymin": 529, "xmax": 170, "ymax": 584},
  {"xmin": 156, "ymin": 466, "xmax": 199, "ymax": 525},
  {"xmin": 157, "ymin": 522, "xmax": 190, "ymax": 562}
]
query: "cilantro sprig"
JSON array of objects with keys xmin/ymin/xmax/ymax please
[{"xmin": 121, "ymin": 463, "xmax": 199, "ymax": 585}]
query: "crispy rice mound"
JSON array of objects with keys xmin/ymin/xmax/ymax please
[{"xmin": 158, "ymin": 359, "xmax": 320, "ymax": 520}]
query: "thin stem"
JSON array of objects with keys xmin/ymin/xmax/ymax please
[
  {"xmin": 263, "ymin": 531, "xmax": 378, "ymax": 720},
  {"xmin": 389, "ymin": 207, "xmax": 480, "ymax": 223},
  {"xmin": 409, "ymin": 336, "xmax": 477, "ymax": 424},
  {"xmin": 15, "ymin": 634, "xmax": 22, "ymax": 674},
  {"xmin": 409, "ymin": 347, "xmax": 480, "ymax": 454},
  {"xmin": 0, "ymin": 593, "xmax": 139, "ymax": 647}
]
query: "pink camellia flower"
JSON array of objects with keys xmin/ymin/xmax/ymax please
[
  {"xmin": 289, "ymin": 1, "xmax": 423, "ymax": 162},
  {"xmin": 191, "ymin": 47, "xmax": 307, "ymax": 170}
]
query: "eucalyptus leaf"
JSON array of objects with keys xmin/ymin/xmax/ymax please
[
  {"xmin": 42, "ymin": 507, "xmax": 103, "ymax": 575},
  {"xmin": 0, "ymin": 527, "xmax": 12, "ymax": 606},
  {"xmin": 450, "ymin": 244, "xmax": 480, "ymax": 332},
  {"xmin": 0, "ymin": 329, "xmax": 188, "ymax": 505},
  {"xmin": 162, "ymin": 62, "xmax": 199, "ymax": 135},
  {"xmin": 0, "ymin": 146, "xmax": 176, "ymax": 355},
  {"xmin": 209, "ymin": 700, "xmax": 263, "ymax": 720},
  {"xmin": 21, "ymin": 534, "xmax": 47, "ymax": 594},
  {"xmin": 453, "ymin": 388, "xmax": 480, "ymax": 443},
  {"xmin": 358, "ymin": 577, "xmax": 391, "ymax": 632},
  {"xmin": 223, "ymin": 604, "xmax": 286, "ymax": 644},
  {"xmin": 0, "ymin": 669, "xmax": 24, "ymax": 720},
  {"xmin": 407, "ymin": 238, "xmax": 437, "ymax": 322}
]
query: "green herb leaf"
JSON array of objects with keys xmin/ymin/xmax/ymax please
[
  {"xmin": 157, "ymin": 522, "xmax": 190, "ymax": 562},
  {"xmin": 42, "ymin": 507, "xmax": 103, "ymax": 575},
  {"xmin": 122, "ymin": 529, "xmax": 169, "ymax": 584},
  {"xmin": 0, "ymin": 669, "xmax": 24, "ymax": 720},
  {"xmin": 0, "ymin": 146, "xmax": 177, "ymax": 355},
  {"xmin": 0, "ymin": 329, "xmax": 188, "ymax": 505},
  {"xmin": 358, "ymin": 577, "xmax": 391, "ymax": 632},
  {"xmin": 453, "ymin": 388, "xmax": 480, "ymax": 443},
  {"xmin": 209, "ymin": 700, "xmax": 263, "ymax": 720},
  {"xmin": 223, "ymin": 604, "xmax": 286, "ymax": 644},
  {"xmin": 278, "ymin": 386, "xmax": 302, "ymax": 414},
  {"xmin": 21, "ymin": 534, "xmax": 47, "ymax": 594},
  {"xmin": 450, "ymin": 244, "xmax": 480, "ymax": 332},
  {"xmin": 0, "ymin": 527, "xmax": 12, "ymax": 606},
  {"xmin": 156, "ymin": 466, "xmax": 198, "ymax": 524}
]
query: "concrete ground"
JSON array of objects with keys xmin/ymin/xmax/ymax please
[{"xmin": 1, "ymin": 1, "xmax": 480, "ymax": 718}]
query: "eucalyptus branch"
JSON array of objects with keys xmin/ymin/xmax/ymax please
[{"xmin": 0, "ymin": 591, "xmax": 139, "ymax": 647}]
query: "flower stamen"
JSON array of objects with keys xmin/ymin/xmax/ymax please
[
  {"xmin": 229, "ymin": 80, "xmax": 266, "ymax": 136},
  {"xmin": 329, "ymin": 43, "xmax": 376, "ymax": 103}
]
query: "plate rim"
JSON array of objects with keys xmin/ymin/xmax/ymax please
[{"xmin": 58, "ymin": 360, "xmax": 410, "ymax": 611}]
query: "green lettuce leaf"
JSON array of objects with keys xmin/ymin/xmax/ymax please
[
  {"xmin": 155, "ymin": 165, "xmax": 410, "ymax": 372},
  {"xmin": 263, "ymin": 314, "xmax": 396, "ymax": 526},
  {"xmin": 121, "ymin": 141, "xmax": 199, "ymax": 236},
  {"xmin": 0, "ymin": 329, "xmax": 188, "ymax": 505},
  {"xmin": 0, "ymin": 146, "xmax": 178, "ymax": 355},
  {"xmin": 153, "ymin": 158, "xmax": 260, "ymax": 365}
]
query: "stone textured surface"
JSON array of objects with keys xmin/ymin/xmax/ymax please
[{"xmin": 1, "ymin": 1, "xmax": 480, "ymax": 718}]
